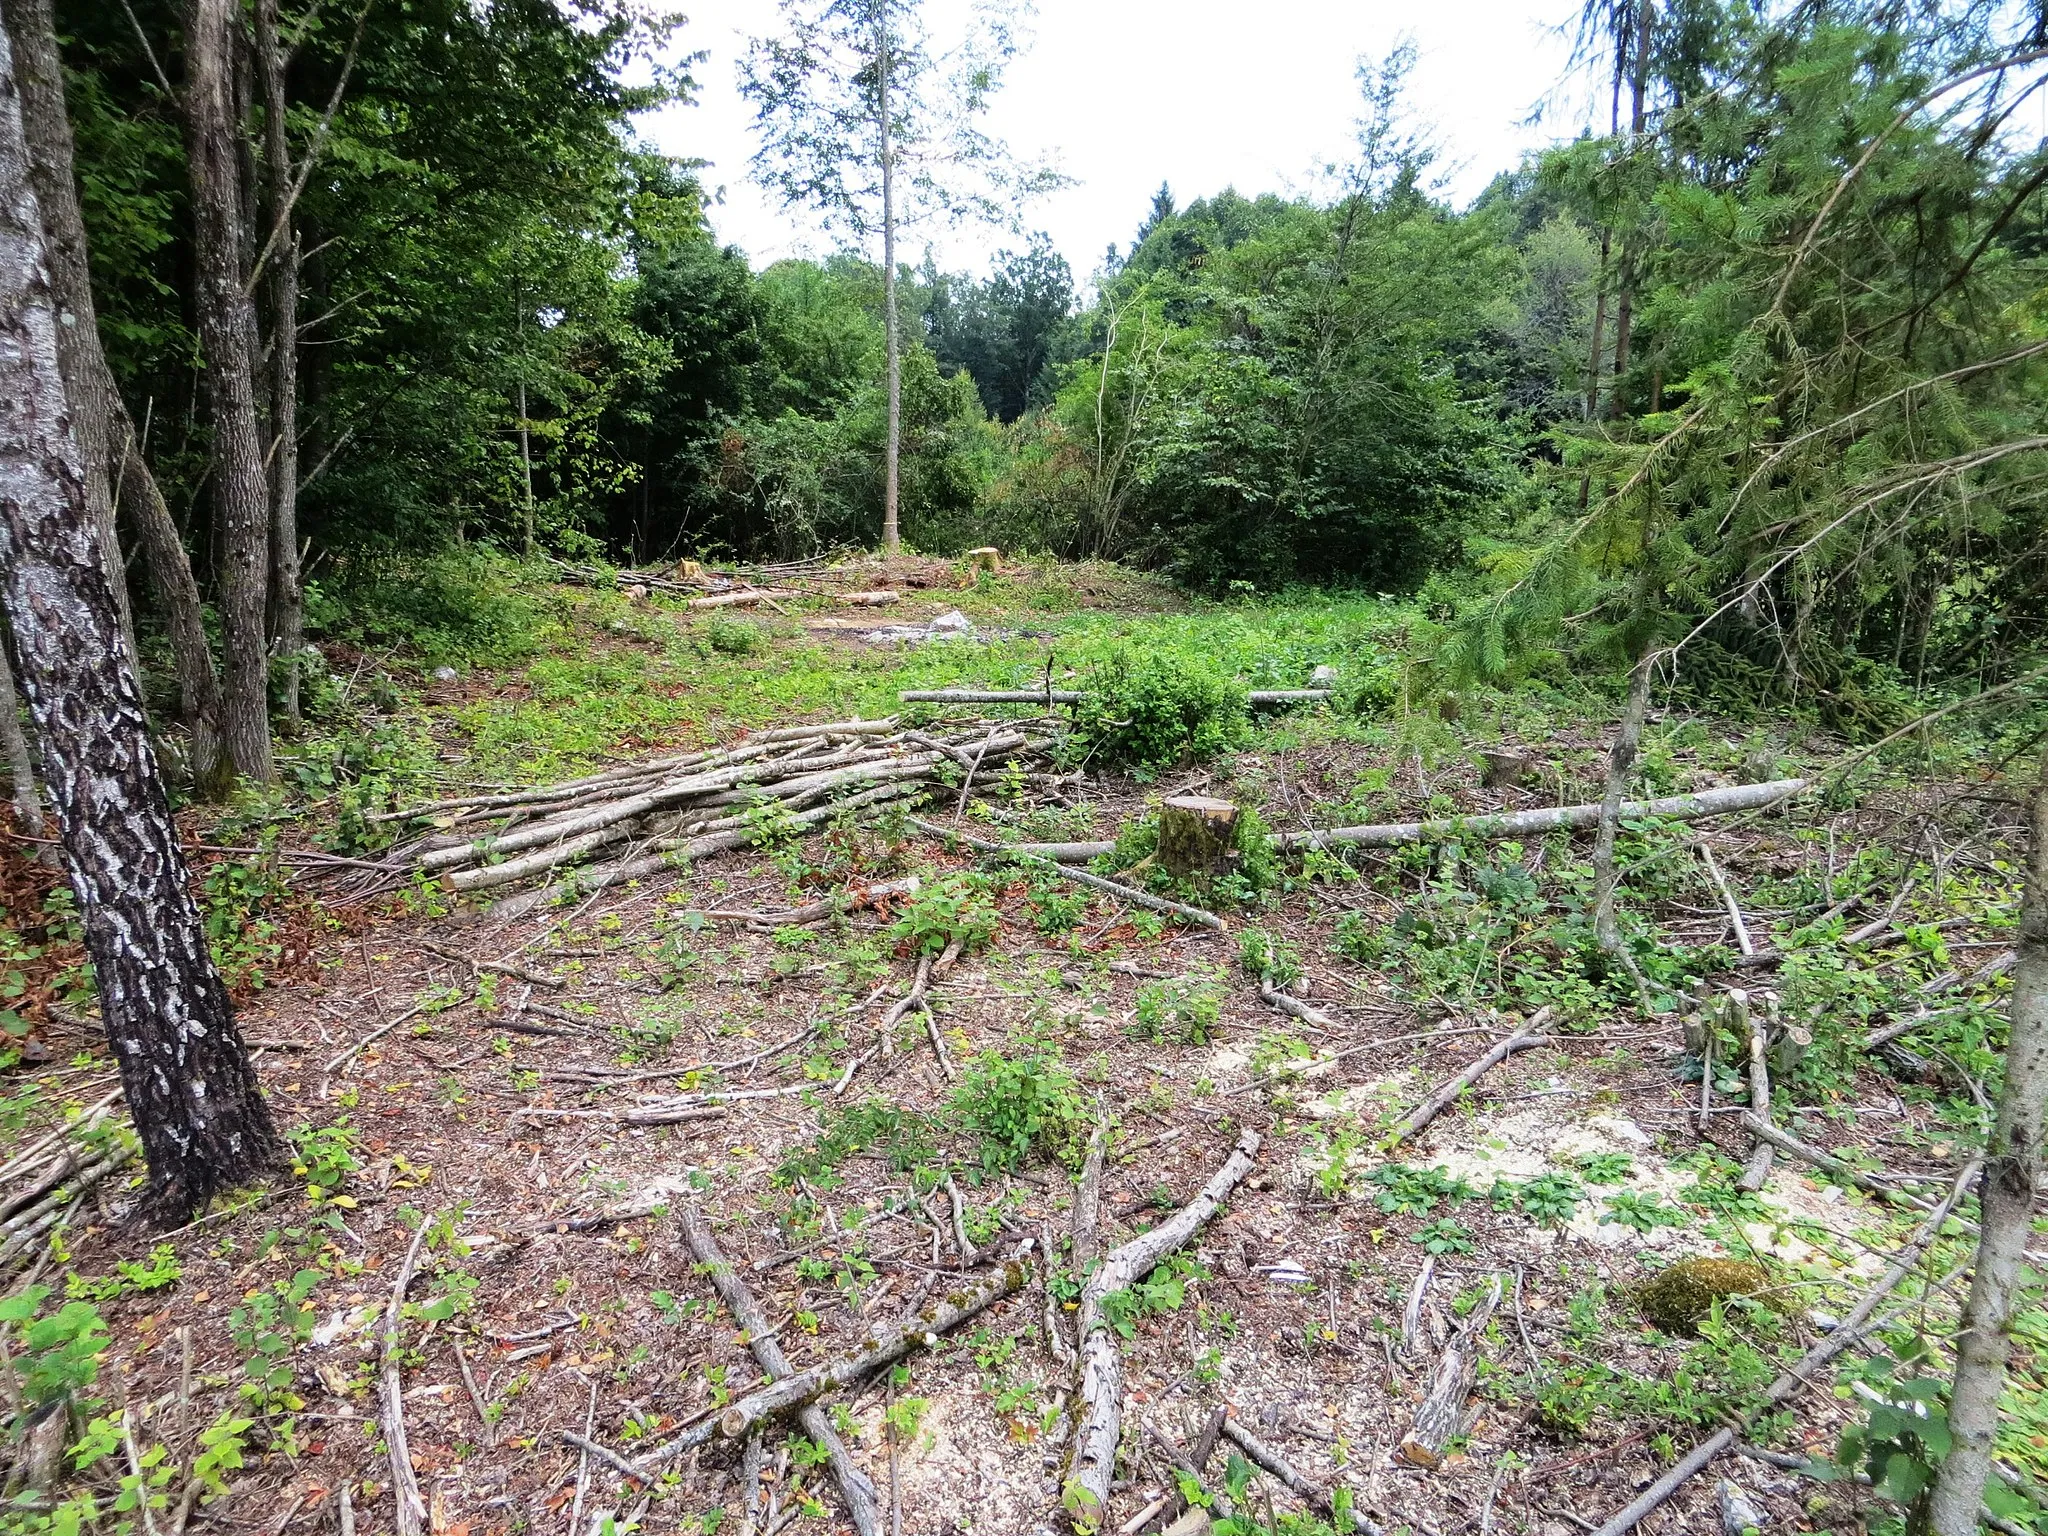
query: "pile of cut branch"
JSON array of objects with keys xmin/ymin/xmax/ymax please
[
  {"xmin": 336, "ymin": 717, "xmax": 1072, "ymax": 911},
  {"xmin": 0, "ymin": 1090, "xmax": 133, "ymax": 1274}
]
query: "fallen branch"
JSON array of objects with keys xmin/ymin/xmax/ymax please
[
  {"xmin": 672, "ymin": 1203, "xmax": 881, "ymax": 1536},
  {"xmin": 1732, "ymin": 993, "xmax": 1776, "ymax": 1194},
  {"xmin": 1697, "ymin": 841, "xmax": 1756, "ymax": 957},
  {"xmin": 632, "ymin": 1248, "xmax": 1031, "ymax": 1468},
  {"xmin": 686, "ymin": 588, "xmax": 798, "ymax": 609},
  {"xmin": 909, "ymin": 817, "xmax": 1225, "ymax": 931},
  {"xmin": 1064, "ymin": 1130, "xmax": 1262, "ymax": 1531},
  {"xmin": 898, "ymin": 688, "xmax": 1329, "ymax": 707},
  {"xmin": 1222, "ymin": 1413, "xmax": 1383, "ymax": 1534},
  {"xmin": 1260, "ymin": 982, "xmax": 1339, "ymax": 1030},
  {"xmin": 1735, "ymin": 1112, "xmax": 1966, "ymax": 1227},
  {"xmin": 1588, "ymin": 1159, "xmax": 1982, "ymax": 1536},
  {"xmin": 1382, "ymin": 1011, "xmax": 1553, "ymax": 1150},
  {"xmin": 380, "ymin": 1222, "xmax": 431, "ymax": 1536},
  {"xmin": 1398, "ymin": 1276, "xmax": 1503, "ymax": 1468}
]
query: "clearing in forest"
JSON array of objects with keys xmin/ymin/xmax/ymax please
[{"xmin": 2, "ymin": 556, "xmax": 2032, "ymax": 1536}]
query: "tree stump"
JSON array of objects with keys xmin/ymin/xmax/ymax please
[
  {"xmin": 1479, "ymin": 750, "xmax": 1531, "ymax": 789},
  {"xmin": 1158, "ymin": 797, "xmax": 1240, "ymax": 888},
  {"xmin": 964, "ymin": 546, "xmax": 1000, "ymax": 572}
]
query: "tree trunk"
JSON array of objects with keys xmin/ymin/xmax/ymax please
[
  {"xmin": 0, "ymin": 618, "xmax": 46, "ymax": 838},
  {"xmin": 1606, "ymin": 0, "xmax": 1654, "ymax": 417},
  {"xmin": 1928, "ymin": 752, "xmax": 2048, "ymax": 1534},
  {"xmin": 1, "ymin": 0, "xmax": 230, "ymax": 798},
  {"xmin": 1157, "ymin": 795, "xmax": 1239, "ymax": 891},
  {"xmin": 254, "ymin": 0, "xmax": 302, "ymax": 727},
  {"xmin": 1592, "ymin": 651, "xmax": 1653, "ymax": 956},
  {"xmin": 876, "ymin": 9, "xmax": 900, "ymax": 557},
  {"xmin": 181, "ymin": 0, "xmax": 274, "ymax": 783},
  {"xmin": 1584, "ymin": 229, "xmax": 1611, "ymax": 420},
  {"xmin": 1, "ymin": 0, "xmax": 134, "ymax": 667},
  {"xmin": 0, "ymin": 22, "xmax": 281, "ymax": 1224}
]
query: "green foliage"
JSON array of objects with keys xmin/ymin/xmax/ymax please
[
  {"xmin": 1494, "ymin": 1172, "xmax": 1584, "ymax": 1226},
  {"xmin": 1236, "ymin": 929, "xmax": 1302, "ymax": 986},
  {"xmin": 951, "ymin": 1042, "xmax": 1088, "ymax": 1174},
  {"xmin": 1069, "ymin": 647, "xmax": 1249, "ymax": 771},
  {"xmin": 0, "ymin": 1288, "xmax": 107, "ymax": 1418},
  {"xmin": 66, "ymin": 1244, "xmax": 181, "ymax": 1303},
  {"xmin": 1130, "ymin": 977, "xmax": 1223, "ymax": 1045},
  {"xmin": 778, "ymin": 1098, "xmax": 937, "ymax": 1188},
  {"xmin": 1411, "ymin": 1218, "xmax": 1474, "ymax": 1255},
  {"xmin": 889, "ymin": 872, "xmax": 999, "ymax": 959},
  {"xmin": 285, "ymin": 1118, "xmax": 362, "ymax": 1205},
  {"xmin": 1100, "ymin": 1255, "xmax": 1205, "ymax": 1338},
  {"xmin": 1365, "ymin": 1163, "xmax": 1475, "ymax": 1217}
]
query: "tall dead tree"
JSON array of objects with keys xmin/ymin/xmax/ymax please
[
  {"xmin": 0, "ymin": 12, "xmax": 281, "ymax": 1223},
  {"xmin": 1, "ymin": 0, "xmax": 231, "ymax": 797},
  {"xmin": 182, "ymin": 0, "xmax": 275, "ymax": 783},
  {"xmin": 1928, "ymin": 752, "xmax": 2048, "ymax": 1534}
]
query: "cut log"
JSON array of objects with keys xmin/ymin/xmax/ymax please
[
  {"xmin": 1397, "ymin": 1276, "xmax": 1503, "ymax": 1468},
  {"xmin": 1065, "ymin": 1131, "xmax": 1261, "ymax": 1532},
  {"xmin": 1278, "ymin": 780, "xmax": 1808, "ymax": 852},
  {"xmin": 686, "ymin": 589, "xmax": 795, "ymax": 609},
  {"xmin": 1157, "ymin": 796, "xmax": 1240, "ymax": 887},
  {"xmin": 837, "ymin": 590, "xmax": 900, "ymax": 606}
]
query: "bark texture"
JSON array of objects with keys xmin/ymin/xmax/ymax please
[
  {"xmin": 0, "ymin": 616, "xmax": 44, "ymax": 835},
  {"xmin": 1, "ymin": 0, "xmax": 229, "ymax": 796},
  {"xmin": 254, "ymin": 0, "xmax": 303, "ymax": 725},
  {"xmin": 0, "ymin": 28, "xmax": 280, "ymax": 1223},
  {"xmin": 876, "ymin": 10, "xmax": 900, "ymax": 556},
  {"xmin": 1928, "ymin": 753, "xmax": 2048, "ymax": 1534},
  {"xmin": 1, "ymin": 0, "xmax": 132, "ymax": 662},
  {"xmin": 181, "ymin": 0, "xmax": 274, "ymax": 783}
]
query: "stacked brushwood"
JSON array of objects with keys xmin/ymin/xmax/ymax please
[
  {"xmin": 0, "ymin": 1091, "xmax": 134, "ymax": 1273},
  {"xmin": 343, "ymin": 717, "xmax": 1071, "ymax": 913}
]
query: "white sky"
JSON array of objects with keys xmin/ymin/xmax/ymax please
[{"xmin": 635, "ymin": 0, "xmax": 1594, "ymax": 285}]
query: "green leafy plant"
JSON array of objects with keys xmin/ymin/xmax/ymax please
[
  {"xmin": 890, "ymin": 872, "xmax": 999, "ymax": 958},
  {"xmin": 285, "ymin": 1117, "xmax": 362, "ymax": 1205},
  {"xmin": 1601, "ymin": 1191, "xmax": 1687, "ymax": 1234},
  {"xmin": 1069, "ymin": 647, "xmax": 1249, "ymax": 772},
  {"xmin": 1130, "ymin": 977, "xmax": 1223, "ymax": 1044},
  {"xmin": 1412, "ymin": 1218, "xmax": 1474, "ymax": 1255},
  {"xmin": 66, "ymin": 1243, "xmax": 182, "ymax": 1303},
  {"xmin": 1237, "ymin": 929, "xmax": 1302, "ymax": 986},
  {"xmin": 952, "ymin": 1043, "xmax": 1088, "ymax": 1173},
  {"xmin": 1365, "ymin": 1163, "xmax": 1475, "ymax": 1217}
]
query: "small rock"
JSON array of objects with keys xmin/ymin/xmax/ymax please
[
  {"xmin": 1718, "ymin": 1478, "xmax": 1767, "ymax": 1535},
  {"xmin": 431, "ymin": 665, "xmax": 458, "ymax": 683}
]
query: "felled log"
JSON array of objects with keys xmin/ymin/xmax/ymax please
[
  {"xmin": 1382, "ymin": 1010, "xmax": 1552, "ymax": 1150},
  {"xmin": 1732, "ymin": 993, "xmax": 1777, "ymax": 1194},
  {"xmin": 675, "ymin": 1203, "xmax": 880, "ymax": 1536},
  {"xmin": 898, "ymin": 688, "xmax": 1329, "ymax": 707},
  {"xmin": 1277, "ymin": 780, "xmax": 1808, "ymax": 853},
  {"xmin": 1158, "ymin": 796, "xmax": 1240, "ymax": 887},
  {"xmin": 1064, "ymin": 1131, "xmax": 1262, "ymax": 1532},
  {"xmin": 1003, "ymin": 780, "xmax": 1813, "ymax": 865},
  {"xmin": 909, "ymin": 816, "xmax": 1225, "ymax": 930},
  {"xmin": 837, "ymin": 590, "xmax": 900, "ymax": 606},
  {"xmin": 1397, "ymin": 1276, "xmax": 1502, "ymax": 1469},
  {"xmin": 686, "ymin": 589, "xmax": 796, "ymax": 609}
]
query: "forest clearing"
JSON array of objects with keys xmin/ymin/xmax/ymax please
[
  {"xmin": 1, "ymin": 556, "xmax": 2038, "ymax": 1536},
  {"xmin": 4, "ymin": 0, "xmax": 2048, "ymax": 1531}
]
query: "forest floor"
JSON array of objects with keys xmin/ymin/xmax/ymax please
[{"xmin": 1, "ymin": 554, "xmax": 2040, "ymax": 1536}]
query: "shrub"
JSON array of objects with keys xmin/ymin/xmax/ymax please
[
  {"xmin": 1130, "ymin": 977, "xmax": 1223, "ymax": 1044},
  {"xmin": 952, "ymin": 1043, "xmax": 1088, "ymax": 1173},
  {"xmin": 888, "ymin": 872, "xmax": 999, "ymax": 958},
  {"xmin": 1069, "ymin": 647, "xmax": 1248, "ymax": 772}
]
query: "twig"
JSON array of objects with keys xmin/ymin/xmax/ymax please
[
  {"xmin": 450, "ymin": 1338, "xmax": 493, "ymax": 1448},
  {"xmin": 1733, "ymin": 993, "xmax": 1776, "ymax": 1193},
  {"xmin": 910, "ymin": 816, "xmax": 1225, "ymax": 931},
  {"xmin": 1222, "ymin": 1413, "xmax": 1383, "ymax": 1534},
  {"xmin": 568, "ymin": 1377, "xmax": 597, "ymax": 1536},
  {"xmin": 1697, "ymin": 840, "xmax": 1755, "ymax": 957}
]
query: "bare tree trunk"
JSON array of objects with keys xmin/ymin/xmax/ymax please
[
  {"xmin": 1592, "ymin": 651, "xmax": 1653, "ymax": 956},
  {"xmin": 2, "ymin": 0, "xmax": 230, "ymax": 798},
  {"xmin": 254, "ymin": 0, "xmax": 302, "ymax": 728},
  {"xmin": 876, "ymin": 8, "xmax": 900, "ymax": 557},
  {"xmin": 1928, "ymin": 752, "xmax": 2048, "ymax": 1534},
  {"xmin": 0, "ymin": 620, "xmax": 45, "ymax": 838},
  {"xmin": 181, "ymin": 0, "xmax": 274, "ymax": 784},
  {"xmin": 1584, "ymin": 230, "xmax": 1611, "ymax": 420},
  {"xmin": 0, "ymin": 21, "xmax": 281, "ymax": 1223},
  {"xmin": 1, "ymin": 0, "xmax": 134, "ymax": 667},
  {"xmin": 1606, "ymin": 0, "xmax": 1654, "ymax": 416}
]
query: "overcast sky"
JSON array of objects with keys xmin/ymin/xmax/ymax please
[{"xmin": 636, "ymin": 0, "xmax": 1594, "ymax": 286}]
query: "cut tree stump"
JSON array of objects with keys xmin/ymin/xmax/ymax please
[
  {"xmin": 1158, "ymin": 796, "xmax": 1240, "ymax": 888},
  {"xmin": 964, "ymin": 546, "xmax": 1000, "ymax": 572},
  {"xmin": 1479, "ymin": 750, "xmax": 1531, "ymax": 789}
]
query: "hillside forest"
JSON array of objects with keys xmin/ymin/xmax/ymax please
[{"xmin": 4, "ymin": 0, "xmax": 2048, "ymax": 1535}]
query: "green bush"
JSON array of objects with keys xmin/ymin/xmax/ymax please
[
  {"xmin": 952, "ymin": 1043, "xmax": 1088, "ymax": 1173},
  {"xmin": 322, "ymin": 549, "xmax": 552, "ymax": 667},
  {"xmin": 1069, "ymin": 647, "xmax": 1248, "ymax": 772},
  {"xmin": 1130, "ymin": 977, "xmax": 1223, "ymax": 1044}
]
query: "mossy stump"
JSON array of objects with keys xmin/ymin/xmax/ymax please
[
  {"xmin": 1157, "ymin": 796, "xmax": 1240, "ymax": 890},
  {"xmin": 1635, "ymin": 1257, "xmax": 1781, "ymax": 1335}
]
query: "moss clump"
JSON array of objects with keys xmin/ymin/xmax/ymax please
[{"xmin": 1634, "ymin": 1257, "xmax": 1780, "ymax": 1334}]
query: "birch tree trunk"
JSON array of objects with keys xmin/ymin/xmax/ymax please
[
  {"xmin": 0, "ymin": 0, "xmax": 133, "ymax": 666},
  {"xmin": 1, "ymin": 0, "xmax": 230, "ymax": 798},
  {"xmin": 254, "ymin": 0, "xmax": 303, "ymax": 728},
  {"xmin": 877, "ymin": 7, "xmax": 901, "ymax": 557},
  {"xmin": 0, "ymin": 618, "xmax": 45, "ymax": 837},
  {"xmin": 182, "ymin": 0, "xmax": 274, "ymax": 784},
  {"xmin": 0, "ymin": 18, "xmax": 281, "ymax": 1223},
  {"xmin": 1928, "ymin": 752, "xmax": 2048, "ymax": 1534}
]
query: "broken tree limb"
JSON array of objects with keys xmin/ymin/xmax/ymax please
[
  {"xmin": 899, "ymin": 688, "xmax": 1330, "ymax": 707},
  {"xmin": 1734, "ymin": 1113, "xmax": 1969, "ymax": 1230},
  {"xmin": 1588, "ymin": 1158, "xmax": 1982, "ymax": 1536},
  {"xmin": 1222, "ymin": 1414, "xmax": 1384, "ymax": 1535},
  {"xmin": 1398, "ymin": 1275, "xmax": 1503, "ymax": 1468},
  {"xmin": 381, "ymin": 1222, "xmax": 431, "ymax": 1536},
  {"xmin": 686, "ymin": 588, "xmax": 798, "ymax": 609},
  {"xmin": 1383, "ymin": 1011, "xmax": 1553, "ymax": 1150},
  {"xmin": 1260, "ymin": 982, "xmax": 1339, "ymax": 1031},
  {"xmin": 1697, "ymin": 840, "xmax": 1756, "ymax": 957},
  {"xmin": 632, "ymin": 1250, "xmax": 1031, "ymax": 1470},
  {"xmin": 1064, "ymin": 1130, "xmax": 1262, "ymax": 1532},
  {"xmin": 908, "ymin": 816, "xmax": 1225, "ymax": 931},
  {"xmin": 674, "ymin": 1202, "xmax": 881, "ymax": 1536}
]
